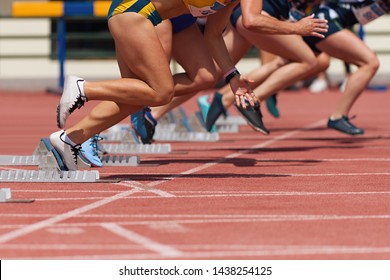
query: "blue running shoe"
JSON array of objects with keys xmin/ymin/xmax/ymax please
[
  {"xmin": 131, "ymin": 108, "xmax": 148, "ymax": 140},
  {"xmin": 80, "ymin": 134, "xmax": 103, "ymax": 167},
  {"xmin": 131, "ymin": 107, "xmax": 157, "ymax": 144},
  {"xmin": 266, "ymin": 93, "xmax": 280, "ymax": 118},
  {"xmin": 197, "ymin": 95, "xmax": 217, "ymax": 132}
]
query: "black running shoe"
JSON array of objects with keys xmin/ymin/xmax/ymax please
[
  {"xmin": 143, "ymin": 107, "xmax": 157, "ymax": 144},
  {"xmin": 205, "ymin": 92, "xmax": 226, "ymax": 132},
  {"xmin": 327, "ymin": 115, "xmax": 364, "ymax": 135},
  {"xmin": 235, "ymin": 102, "xmax": 270, "ymax": 135}
]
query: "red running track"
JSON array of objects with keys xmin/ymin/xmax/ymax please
[{"xmin": 0, "ymin": 87, "xmax": 389, "ymax": 259}]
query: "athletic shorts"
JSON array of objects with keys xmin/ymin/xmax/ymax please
[
  {"xmin": 230, "ymin": 0, "xmax": 290, "ymax": 28},
  {"xmin": 108, "ymin": 0, "xmax": 162, "ymax": 26},
  {"xmin": 303, "ymin": 2, "xmax": 370, "ymax": 52},
  {"xmin": 170, "ymin": 14, "xmax": 197, "ymax": 34},
  {"xmin": 262, "ymin": 0, "xmax": 290, "ymax": 20}
]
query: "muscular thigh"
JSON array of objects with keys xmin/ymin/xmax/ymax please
[
  {"xmin": 316, "ymin": 29, "xmax": 375, "ymax": 66},
  {"xmin": 223, "ymin": 24, "xmax": 252, "ymax": 64},
  {"xmin": 172, "ymin": 23, "xmax": 216, "ymax": 78},
  {"xmin": 109, "ymin": 13, "xmax": 173, "ymax": 88}
]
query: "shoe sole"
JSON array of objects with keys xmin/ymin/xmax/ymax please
[
  {"xmin": 328, "ymin": 126, "xmax": 364, "ymax": 135},
  {"xmin": 56, "ymin": 104, "xmax": 63, "ymax": 129},
  {"xmin": 246, "ymin": 121, "xmax": 270, "ymax": 135},
  {"xmin": 235, "ymin": 105, "xmax": 270, "ymax": 135}
]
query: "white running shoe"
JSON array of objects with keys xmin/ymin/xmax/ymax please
[
  {"xmin": 49, "ymin": 130, "xmax": 81, "ymax": 171},
  {"xmin": 309, "ymin": 78, "xmax": 328, "ymax": 94},
  {"xmin": 57, "ymin": 76, "xmax": 87, "ymax": 128}
]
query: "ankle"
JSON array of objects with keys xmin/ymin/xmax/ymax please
[
  {"xmin": 330, "ymin": 114, "xmax": 343, "ymax": 121},
  {"xmin": 60, "ymin": 131, "xmax": 77, "ymax": 146}
]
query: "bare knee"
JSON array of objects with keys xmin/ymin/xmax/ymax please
[
  {"xmin": 193, "ymin": 68, "xmax": 217, "ymax": 91},
  {"xmin": 367, "ymin": 53, "xmax": 380, "ymax": 73},
  {"xmin": 299, "ymin": 56, "xmax": 321, "ymax": 78},
  {"xmin": 317, "ymin": 53, "xmax": 331, "ymax": 72},
  {"xmin": 151, "ymin": 83, "xmax": 175, "ymax": 106}
]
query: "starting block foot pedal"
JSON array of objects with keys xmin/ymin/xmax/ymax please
[
  {"xmin": 39, "ymin": 138, "xmax": 91, "ymax": 170},
  {"xmin": 101, "ymin": 155, "xmax": 140, "ymax": 166}
]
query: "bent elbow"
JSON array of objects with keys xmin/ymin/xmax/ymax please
[{"xmin": 241, "ymin": 15, "xmax": 258, "ymax": 31}]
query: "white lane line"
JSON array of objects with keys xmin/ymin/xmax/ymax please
[
  {"xmin": 0, "ymin": 189, "xmax": 140, "ymax": 244},
  {"xmin": 115, "ymin": 180, "xmax": 175, "ymax": 197},
  {"xmin": 145, "ymin": 120, "xmax": 326, "ymax": 187},
  {"xmin": 2, "ymin": 211, "xmax": 390, "ymax": 219},
  {"xmin": 2, "ymin": 214, "xmax": 390, "ymax": 229},
  {"xmin": 0, "ymin": 119, "xmax": 325, "ymax": 244},
  {"xmin": 100, "ymin": 223, "xmax": 183, "ymax": 257},
  {"xmin": 11, "ymin": 246, "xmax": 390, "ymax": 260},
  {"xmin": 0, "ymin": 243, "xmax": 388, "ymax": 251},
  {"xmin": 16, "ymin": 189, "xmax": 390, "ymax": 202}
]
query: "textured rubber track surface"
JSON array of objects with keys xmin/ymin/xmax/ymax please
[{"xmin": 0, "ymin": 88, "xmax": 389, "ymax": 259}]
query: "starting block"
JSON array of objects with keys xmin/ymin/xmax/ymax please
[
  {"xmin": 0, "ymin": 138, "xmax": 90, "ymax": 170},
  {"xmin": 0, "ymin": 139, "xmax": 100, "ymax": 182},
  {"xmin": 194, "ymin": 111, "xmax": 239, "ymax": 133},
  {"xmin": 0, "ymin": 188, "xmax": 34, "ymax": 203},
  {"xmin": 0, "ymin": 188, "xmax": 11, "ymax": 202},
  {"xmin": 0, "ymin": 169, "xmax": 99, "ymax": 183},
  {"xmin": 215, "ymin": 115, "xmax": 247, "ymax": 126},
  {"xmin": 102, "ymin": 143, "xmax": 171, "ymax": 154},
  {"xmin": 0, "ymin": 137, "xmax": 141, "ymax": 167},
  {"xmin": 153, "ymin": 107, "xmax": 220, "ymax": 142},
  {"xmin": 100, "ymin": 155, "xmax": 140, "ymax": 166},
  {"xmin": 100, "ymin": 125, "xmax": 172, "ymax": 154}
]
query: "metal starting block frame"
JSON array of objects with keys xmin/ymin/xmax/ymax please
[
  {"xmin": 0, "ymin": 169, "xmax": 100, "ymax": 183},
  {"xmin": 216, "ymin": 115, "xmax": 247, "ymax": 126},
  {"xmin": 153, "ymin": 108, "xmax": 220, "ymax": 142},
  {"xmin": 0, "ymin": 187, "xmax": 35, "ymax": 203},
  {"xmin": 0, "ymin": 137, "xmax": 141, "ymax": 167},
  {"xmin": 0, "ymin": 139, "xmax": 101, "ymax": 182},
  {"xmin": 0, "ymin": 188, "xmax": 11, "ymax": 202},
  {"xmin": 102, "ymin": 143, "xmax": 171, "ymax": 154},
  {"xmin": 100, "ymin": 155, "xmax": 140, "ymax": 166},
  {"xmin": 100, "ymin": 125, "xmax": 172, "ymax": 154},
  {"xmin": 104, "ymin": 107, "xmax": 223, "ymax": 143},
  {"xmin": 194, "ymin": 111, "xmax": 239, "ymax": 134}
]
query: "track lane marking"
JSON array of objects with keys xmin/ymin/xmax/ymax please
[
  {"xmin": 0, "ymin": 119, "xmax": 329, "ymax": 244},
  {"xmin": 6, "ymin": 245, "xmax": 390, "ymax": 260},
  {"xmin": 2, "ymin": 214, "xmax": 390, "ymax": 229},
  {"xmin": 101, "ymin": 223, "xmax": 183, "ymax": 257}
]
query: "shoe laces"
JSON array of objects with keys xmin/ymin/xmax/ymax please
[
  {"xmin": 70, "ymin": 144, "xmax": 82, "ymax": 164},
  {"xmin": 90, "ymin": 134, "xmax": 103, "ymax": 156},
  {"xmin": 69, "ymin": 95, "xmax": 86, "ymax": 114}
]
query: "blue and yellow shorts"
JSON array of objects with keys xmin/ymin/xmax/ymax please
[
  {"xmin": 108, "ymin": 0, "xmax": 162, "ymax": 26},
  {"xmin": 170, "ymin": 14, "xmax": 197, "ymax": 34}
]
